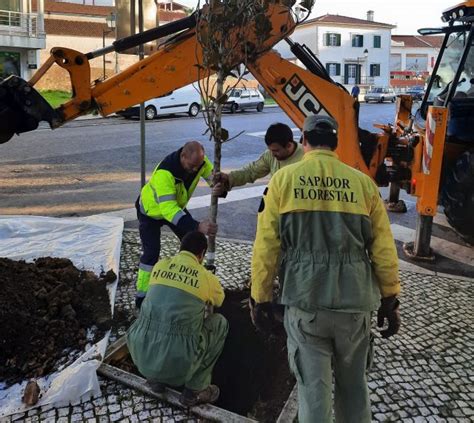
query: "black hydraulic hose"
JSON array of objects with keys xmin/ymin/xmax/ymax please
[
  {"xmin": 86, "ymin": 13, "xmax": 197, "ymax": 59},
  {"xmin": 285, "ymin": 37, "xmax": 332, "ymax": 82}
]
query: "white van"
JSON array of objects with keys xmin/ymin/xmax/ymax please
[
  {"xmin": 117, "ymin": 84, "xmax": 202, "ymax": 120},
  {"xmin": 223, "ymin": 88, "xmax": 265, "ymax": 113}
]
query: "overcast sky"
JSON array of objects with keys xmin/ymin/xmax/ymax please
[
  {"xmin": 80, "ymin": 0, "xmax": 450, "ymax": 35},
  {"xmin": 174, "ymin": 0, "xmax": 451, "ymax": 35}
]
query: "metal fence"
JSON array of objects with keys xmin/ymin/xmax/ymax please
[{"xmin": 0, "ymin": 9, "xmax": 45, "ymax": 38}]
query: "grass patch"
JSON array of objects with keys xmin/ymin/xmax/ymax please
[
  {"xmin": 264, "ymin": 98, "xmax": 276, "ymax": 105},
  {"xmin": 38, "ymin": 90, "xmax": 71, "ymax": 108}
]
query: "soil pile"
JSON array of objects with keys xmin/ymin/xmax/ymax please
[
  {"xmin": 212, "ymin": 289, "xmax": 294, "ymax": 422},
  {"xmin": 0, "ymin": 257, "xmax": 115, "ymax": 386}
]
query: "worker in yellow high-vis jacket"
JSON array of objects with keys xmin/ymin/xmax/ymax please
[
  {"xmin": 250, "ymin": 115, "xmax": 401, "ymax": 423},
  {"xmin": 135, "ymin": 141, "xmax": 217, "ymax": 308}
]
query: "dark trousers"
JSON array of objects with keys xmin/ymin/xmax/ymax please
[{"xmin": 135, "ymin": 198, "xmax": 189, "ymax": 267}]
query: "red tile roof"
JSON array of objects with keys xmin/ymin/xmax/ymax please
[
  {"xmin": 33, "ymin": 0, "xmax": 113, "ymax": 16},
  {"xmin": 392, "ymin": 35, "xmax": 444, "ymax": 48},
  {"xmin": 44, "ymin": 18, "xmax": 114, "ymax": 37},
  {"xmin": 303, "ymin": 14, "xmax": 395, "ymax": 28},
  {"xmin": 32, "ymin": 0, "xmax": 187, "ymax": 21}
]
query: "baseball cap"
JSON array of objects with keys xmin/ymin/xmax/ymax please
[{"xmin": 303, "ymin": 115, "xmax": 338, "ymax": 135}]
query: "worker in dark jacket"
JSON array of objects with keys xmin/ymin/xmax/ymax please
[
  {"xmin": 127, "ymin": 231, "xmax": 227, "ymax": 406},
  {"xmin": 250, "ymin": 115, "xmax": 401, "ymax": 422},
  {"xmin": 135, "ymin": 141, "xmax": 217, "ymax": 308}
]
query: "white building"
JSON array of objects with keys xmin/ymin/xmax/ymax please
[
  {"xmin": 276, "ymin": 11, "xmax": 395, "ymax": 89},
  {"xmin": 0, "ymin": 0, "xmax": 46, "ymax": 80},
  {"xmin": 390, "ymin": 35, "xmax": 443, "ymax": 89}
]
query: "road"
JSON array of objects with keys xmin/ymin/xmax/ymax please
[{"xmin": 1, "ymin": 103, "xmax": 473, "ymax": 277}]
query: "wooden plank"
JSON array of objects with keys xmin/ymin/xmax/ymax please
[
  {"xmin": 98, "ymin": 363, "xmax": 258, "ymax": 423},
  {"xmin": 103, "ymin": 335, "xmax": 128, "ymax": 363},
  {"xmin": 276, "ymin": 384, "xmax": 298, "ymax": 423}
]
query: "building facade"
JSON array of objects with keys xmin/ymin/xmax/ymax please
[
  {"xmin": 0, "ymin": 0, "xmax": 45, "ymax": 80},
  {"xmin": 390, "ymin": 35, "xmax": 443, "ymax": 89},
  {"xmin": 276, "ymin": 11, "xmax": 395, "ymax": 90},
  {"xmin": 28, "ymin": 0, "xmax": 186, "ymax": 90}
]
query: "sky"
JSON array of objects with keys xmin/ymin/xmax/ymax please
[
  {"xmin": 75, "ymin": 0, "xmax": 451, "ymax": 35},
  {"xmin": 173, "ymin": 0, "xmax": 451, "ymax": 35}
]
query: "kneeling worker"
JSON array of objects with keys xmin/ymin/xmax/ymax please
[{"xmin": 127, "ymin": 231, "xmax": 228, "ymax": 406}]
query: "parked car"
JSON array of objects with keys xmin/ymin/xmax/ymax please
[
  {"xmin": 406, "ymin": 86, "xmax": 425, "ymax": 101},
  {"xmin": 117, "ymin": 84, "xmax": 201, "ymax": 120},
  {"xmin": 364, "ymin": 87, "xmax": 397, "ymax": 103},
  {"xmin": 223, "ymin": 88, "xmax": 265, "ymax": 113}
]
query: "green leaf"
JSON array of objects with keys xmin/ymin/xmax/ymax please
[
  {"xmin": 216, "ymin": 94, "xmax": 229, "ymax": 104},
  {"xmin": 300, "ymin": 0, "xmax": 315, "ymax": 12},
  {"xmin": 220, "ymin": 128, "xmax": 229, "ymax": 142}
]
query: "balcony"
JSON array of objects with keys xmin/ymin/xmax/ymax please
[{"xmin": 0, "ymin": 9, "xmax": 45, "ymax": 39}]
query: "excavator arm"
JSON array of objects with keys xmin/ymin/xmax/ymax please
[
  {"xmin": 0, "ymin": 0, "xmax": 405, "ymax": 187},
  {"xmin": 0, "ymin": 1, "xmax": 296, "ymax": 143}
]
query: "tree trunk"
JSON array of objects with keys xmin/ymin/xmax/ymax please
[{"xmin": 206, "ymin": 69, "xmax": 225, "ymax": 268}]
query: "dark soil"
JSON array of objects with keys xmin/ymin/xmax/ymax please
[
  {"xmin": 0, "ymin": 257, "xmax": 115, "ymax": 386},
  {"xmin": 111, "ymin": 289, "xmax": 294, "ymax": 422},
  {"xmin": 213, "ymin": 289, "xmax": 294, "ymax": 422}
]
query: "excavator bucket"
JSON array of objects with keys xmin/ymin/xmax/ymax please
[{"xmin": 0, "ymin": 75, "xmax": 62, "ymax": 144}]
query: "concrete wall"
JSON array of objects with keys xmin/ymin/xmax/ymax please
[
  {"xmin": 390, "ymin": 46, "xmax": 438, "ymax": 73},
  {"xmin": 35, "ymin": 33, "xmax": 138, "ymax": 90}
]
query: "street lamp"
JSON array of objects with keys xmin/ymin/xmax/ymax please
[
  {"xmin": 102, "ymin": 12, "xmax": 116, "ymax": 80},
  {"xmin": 357, "ymin": 48, "xmax": 369, "ymax": 85}
]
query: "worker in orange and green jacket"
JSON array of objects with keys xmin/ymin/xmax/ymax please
[{"xmin": 250, "ymin": 115, "xmax": 401, "ymax": 423}]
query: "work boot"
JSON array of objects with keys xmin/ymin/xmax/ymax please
[
  {"xmin": 146, "ymin": 380, "xmax": 166, "ymax": 394},
  {"xmin": 179, "ymin": 385, "xmax": 220, "ymax": 407}
]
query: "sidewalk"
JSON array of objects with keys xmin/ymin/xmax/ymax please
[{"xmin": 3, "ymin": 230, "xmax": 473, "ymax": 422}]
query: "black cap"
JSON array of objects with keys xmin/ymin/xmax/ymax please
[{"xmin": 303, "ymin": 115, "xmax": 338, "ymax": 135}]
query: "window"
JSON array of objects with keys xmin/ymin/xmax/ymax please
[
  {"xmin": 251, "ymin": 90, "xmax": 260, "ymax": 98},
  {"xmin": 324, "ymin": 33, "xmax": 341, "ymax": 47},
  {"xmin": 370, "ymin": 64, "xmax": 381, "ymax": 77},
  {"xmin": 374, "ymin": 35, "xmax": 381, "ymax": 48},
  {"xmin": 325, "ymin": 63, "xmax": 341, "ymax": 76},
  {"xmin": 241, "ymin": 90, "xmax": 250, "ymax": 99},
  {"xmin": 352, "ymin": 34, "xmax": 364, "ymax": 47}
]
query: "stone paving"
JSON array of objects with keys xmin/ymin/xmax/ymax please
[{"xmin": 2, "ymin": 229, "xmax": 473, "ymax": 422}]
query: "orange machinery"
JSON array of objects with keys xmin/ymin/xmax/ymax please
[{"xmin": 1, "ymin": 1, "xmax": 473, "ymax": 257}]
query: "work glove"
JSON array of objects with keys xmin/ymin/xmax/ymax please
[
  {"xmin": 377, "ymin": 295, "xmax": 401, "ymax": 339},
  {"xmin": 249, "ymin": 297, "xmax": 283, "ymax": 332},
  {"xmin": 135, "ymin": 295, "xmax": 145, "ymax": 310},
  {"xmin": 212, "ymin": 172, "xmax": 230, "ymax": 198}
]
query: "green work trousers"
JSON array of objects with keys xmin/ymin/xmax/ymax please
[
  {"xmin": 129, "ymin": 312, "xmax": 228, "ymax": 392},
  {"xmin": 284, "ymin": 306, "xmax": 373, "ymax": 423},
  {"xmin": 185, "ymin": 313, "xmax": 228, "ymax": 390}
]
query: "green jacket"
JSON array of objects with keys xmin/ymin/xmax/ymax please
[
  {"xmin": 251, "ymin": 149, "xmax": 400, "ymax": 312},
  {"xmin": 229, "ymin": 143, "xmax": 303, "ymax": 188},
  {"xmin": 139, "ymin": 148, "xmax": 213, "ymax": 231},
  {"xmin": 127, "ymin": 251, "xmax": 225, "ymax": 383}
]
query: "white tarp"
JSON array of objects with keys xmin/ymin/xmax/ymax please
[{"xmin": 0, "ymin": 215, "xmax": 124, "ymax": 417}]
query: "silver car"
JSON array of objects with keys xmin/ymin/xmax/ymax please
[{"xmin": 364, "ymin": 87, "xmax": 397, "ymax": 103}]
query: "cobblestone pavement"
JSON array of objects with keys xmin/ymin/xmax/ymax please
[{"xmin": 2, "ymin": 229, "xmax": 473, "ymax": 422}]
